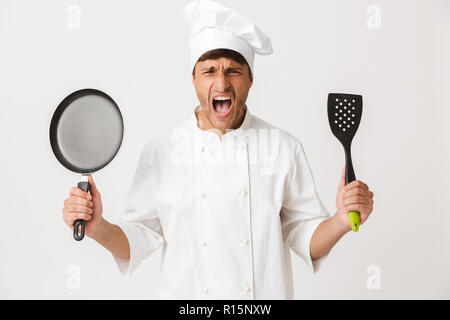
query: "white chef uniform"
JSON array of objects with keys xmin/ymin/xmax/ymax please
[{"xmin": 112, "ymin": 105, "xmax": 331, "ymax": 299}]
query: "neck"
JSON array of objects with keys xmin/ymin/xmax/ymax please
[{"xmin": 195, "ymin": 104, "xmax": 247, "ymax": 137}]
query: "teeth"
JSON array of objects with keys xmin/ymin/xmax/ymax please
[{"xmin": 213, "ymin": 96, "xmax": 232, "ymax": 101}]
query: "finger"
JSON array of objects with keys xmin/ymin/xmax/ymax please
[
  {"xmin": 359, "ymin": 211, "xmax": 372, "ymax": 224},
  {"xmin": 344, "ymin": 195, "xmax": 373, "ymax": 206},
  {"xmin": 67, "ymin": 212, "xmax": 93, "ymax": 225},
  {"xmin": 344, "ymin": 180, "xmax": 368, "ymax": 192},
  {"xmin": 88, "ymin": 175, "xmax": 101, "ymax": 199},
  {"xmin": 67, "ymin": 196, "xmax": 93, "ymax": 208},
  {"xmin": 65, "ymin": 204, "xmax": 94, "ymax": 214},
  {"xmin": 69, "ymin": 187, "xmax": 91, "ymax": 200},
  {"xmin": 63, "ymin": 211, "xmax": 92, "ymax": 227},
  {"xmin": 344, "ymin": 203, "xmax": 372, "ymax": 214},
  {"xmin": 63, "ymin": 207, "xmax": 92, "ymax": 217},
  {"xmin": 343, "ymin": 188, "xmax": 372, "ymax": 200},
  {"xmin": 360, "ymin": 205, "xmax": 374, "ymax": 217},
  {"xmin": 344, "ymin": 180, "xmax": 368, "ymax": 191}
]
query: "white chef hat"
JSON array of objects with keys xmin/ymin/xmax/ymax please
[{"xmin": 183, "ymin": 0, "xmax": 273, "ymax": 74}]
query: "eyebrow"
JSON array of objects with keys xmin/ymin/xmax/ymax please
[{"xmin": 200, "ymin": 66, "xmax": 243, "ymax": 71}]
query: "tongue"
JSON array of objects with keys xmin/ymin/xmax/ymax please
[{"xmin": 215, "ymin": 99, "xmax": 231, "ymax": 113}]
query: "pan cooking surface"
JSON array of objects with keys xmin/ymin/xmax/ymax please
[{"xmin": 50, "ymin": 89, "xmax": 124, "ymax": 173}]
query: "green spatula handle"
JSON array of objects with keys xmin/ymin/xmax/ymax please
[{"xmin": 348, "ymin": 210, "xmax": 360, "ymax": 232}]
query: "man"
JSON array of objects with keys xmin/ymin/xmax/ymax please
[{"xmin": 62, "ymin": 0, "xmax": 374, "ymax": 299}]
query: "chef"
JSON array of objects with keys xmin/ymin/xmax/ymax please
[{"xmin": 62, "ymin": 0, "xmax": 374, "ymax": 299}]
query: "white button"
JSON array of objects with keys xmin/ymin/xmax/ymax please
[
  {"xmin": 239, "ymin": 188, "xmax": 247, "ymax": 196},
  {"xmin": 241, "ymin": 238, "xmax": 249, "ymax": 245},
  {"xmin": 243, "ymin": 286, "xmax": 251, "ymax": 292},
  {"xmin": 201, "ymin": 146, "xmax": 205, "ymax": 152},
  {"xmin": 202, "ymin": 287, "xmax": 209, "ymax": 293},
  {"xmin": 200, "ymin": 192, "xmax": 206, "ymax": 199},
  {"xmin": 200, "ymin": 239, "xmax": 207, "ymax": 247}
]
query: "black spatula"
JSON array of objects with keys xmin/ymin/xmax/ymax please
[{"xmin": 327, "ymin": 93, "xmax": 363, "ymax": 232}]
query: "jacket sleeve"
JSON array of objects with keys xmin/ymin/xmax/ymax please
[
  {"xmin": 111, "ymin": 140, "xmax": 165, "ymax": 278},
  {"xmin": 281, "ymin": 140, "xmax": 331, "ymax": 273}
]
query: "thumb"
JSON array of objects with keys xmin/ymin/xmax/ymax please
[
  {"xmin": 88, "ymin": 175, "xmax": 101, "ymax": 199},
  {"xmin": 337, "ymin": 165, "xmax": 346, "ymax": 191}
]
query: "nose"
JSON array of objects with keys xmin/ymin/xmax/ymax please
[{"xmin": 213, "ymin": 71, "xmax": 231, "ymax": 91}]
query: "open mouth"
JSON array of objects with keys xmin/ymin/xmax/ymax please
[{"xmin": 212, "ymin": 97, "xmax": 233, "ymax": 119}]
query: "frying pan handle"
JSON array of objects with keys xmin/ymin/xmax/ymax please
[{"xmin": 73, "ymin": 180, "xmax": 90, "ymax": 241}]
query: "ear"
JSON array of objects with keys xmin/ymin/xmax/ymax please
[{"xmin": 192, "ymin": 64, "xmax": 197, "ymax": 82}]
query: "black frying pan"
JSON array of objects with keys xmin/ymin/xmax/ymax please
[{"xmin": 50, "ymin": 88, "xmax": 124, "ymax": 241}]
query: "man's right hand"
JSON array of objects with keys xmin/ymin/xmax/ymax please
[{"xmin": 63, "ymin": 175, "xmax": 104, "ymax": 238}]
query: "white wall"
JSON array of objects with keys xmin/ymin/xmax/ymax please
[{"xmin": 0, "ymin": 0, "xmax": 448, "ymax": 299}]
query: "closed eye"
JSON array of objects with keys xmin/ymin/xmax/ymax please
[{"xmin": 203, "ymin": 69, "xmax": 241, "ymax": 74}]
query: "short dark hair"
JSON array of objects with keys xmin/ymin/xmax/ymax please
[{"xmin": 192, "ymin": 48, "xmax": 253, "ymax": 80}]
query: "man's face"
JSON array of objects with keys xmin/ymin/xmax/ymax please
[{"xmin": 192, "ymin": 57, "xmax": 253, "ymax": 132}]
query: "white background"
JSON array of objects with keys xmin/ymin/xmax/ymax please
[{"xmin": 0, "ymin": 0, "xmax": 449, "ymax": 299}]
